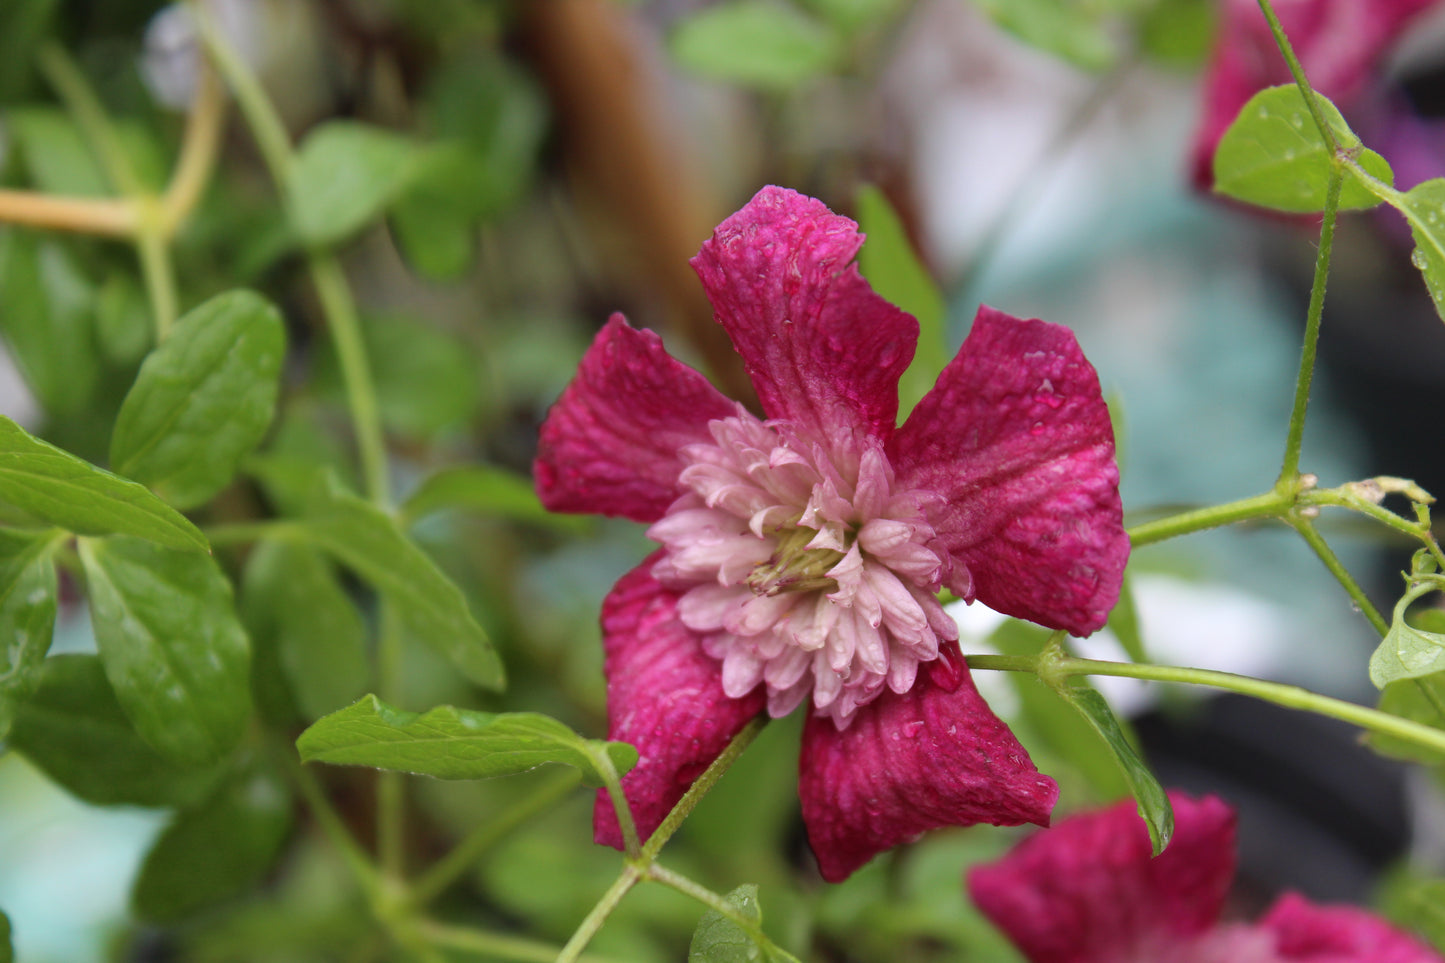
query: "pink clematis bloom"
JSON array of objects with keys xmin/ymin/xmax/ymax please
[
  {"xmin": 534, "ymin": 186, "xmax": 1128, "ymax": 881},
  {"xmin": 969, "ymin": 792, "xmax": 1444, "ymax": 963},
  {"xmin": 1191, "ymin": 0, "xmax": 1443, "ymax": 191}
]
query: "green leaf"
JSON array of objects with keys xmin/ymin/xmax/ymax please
[
  {"xmin": 0, "ymin": 529, "xmax": 59, "ymax": 739},
  {"xmin": 1213, "ymin": 85, "xmax": 1393, "ymax": 213},
  {"xmin": 0, "ymin": 231, "xmax": 100, "ymax": 416},
  {"xmin": 989, "ymin": 620, "xmax": 1129, "ymax": 800},
  {"xmin": 0, "ymin": 417, "xmax": 207, "ymax": 551},
  {"xmin": 132, "ymin": 763, "xmax": 292, "ymax": 923},
  {"xmin": 95, "ymin": 269, "xmax": 152, "ymax": 364},
  {"xmin": 1370, "ymin": 588, "xmax": 1445, "ymax": 688},
  {"xmin": 0, "ymin": 906, "xmax": 10, "ymax": 963},
  {"xmin": 801, "ymin": 0, "xmax": 901, "ymax": 31},
  {"xmin": 400, "ymin": 465, "xmax": 587, "ymax": 531},
  {"xmin": 299, "ymin": 486, "xmax": 504, "ymax": 690},
  {"xmin": 1377, "ymin": 872, "xmax": 1445, "ymax": 952},
  {"xmin": 296, "ymin": 694, "xmax": 637, "ymax": 787},
  {"xmin": 690, "ymin": 884, "xmax": 763, "ymax": 963},
  {"xmin": 8, "ymin": 654, "xmax": 224, "ymax": 806},
  {"xmin": 111, "ymin": 290, "xmax": 287, "ymax": 509},
  {"xmin": 1138, "ymin": 0, "xmax": 1216, "ymax": 69},
  {"xmin": 389, "ymin": 193, "xmax": 474, "ymax": 281},
  {"xmin": 7, "ymin": 108, "xmax": 108, "ymax": 196},
  {"xmin": 287, "ymin": 121, "xmax": 423, "ymax": 247},
  {"xmin": 0, "ymin": 0, "xmax": 58, "ymax": 100},
  {"xmin": 855, "ymin": 184, "xmax": 946, "ymax": 417},
  {"xmin": 1055, "ymin": 681, "xmax": 1173, "ymax": 854},
  {"xmin": 670, "ymin": 1, "xmax": 843, "ymax": 90},
  {"xmin": 1399, "ymin": 178, "xmax": 1445, "ymax": 323},
  {"xmin": 1372, "ymin": 671, "xmax": 1445, "ymax": 764},
  {"xmin": 241, "ymin": 540, "xmax": 368, "ymax": 721},
  {"xmin": 968, "ymin": 0, "xmax": 1117, "ymax": 71},
  {"xmin": 79, "ymin": 536, "xmax": 251, "ymax": 766},
  {"xmin": 1106, "ymin": 573, "xmax": 1147, "ymax": 664}
]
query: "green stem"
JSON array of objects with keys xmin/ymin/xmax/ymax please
[
  {"xmin": 311, "ymin": 254, "xmax": 390, "ymax": 504},
  {"xmin": 136, "ymin": 203, "xmax": 179, "ymax": 340},
  {"xmin": 417, "ymin": 920, "xmax": 628, "ymax": 963},
  {"xmin": 1255, "ymin": 0, "xmax": 1336, "ymax": 151},
  {"xmin": 409, "ymin": 771, "xmax": 580, "ymax": 907},
  {"xmin": 646, "ymin": 864, "xmax": 797, "ymax": 961},
  {"xmin": 967, "ymin": 654, "xmax": 1445, "ymax": 757},
  {"xmin": 196, "ymin": 4, "xmax": 389, "ymax": 504},
  {"xmin": 1288, "ymin": 517, "xmax": 1389, "ymax": 635},
  {"xmin": 36, "ymin": 43, "xmax": 143, "ymax": 196},
  {"xmin": 1278, "ymin": 165, "xmax": 1342, "ymax": 481},
  {"xmin": 376, "ymin": 604, "xmax": 406, "ymax": 883},
  {"xmin": 594, "ymin": 749, "xmax": 641, "ymax": 860},
  {"xmin": 641, "ymin": 715, "xmax": 767, "ymax": 860},
  {"xmin": 1126, "ymin": 490, "xmax": 1290, "ymax": 547},
  {"xmin": 284, "ymin": 747, "xmax": 385, "ymax": 906},
  {"xmin": 191, "ymin": 3, "xmax": 291, "ymax": 185},
  {"xmin": 555, "ymin": 866, "xmax": 642, "ymax": 963}
]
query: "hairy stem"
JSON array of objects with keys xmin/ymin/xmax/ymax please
[
  {"xmin": 409, "ymin": 771, "xmax": 581, "ymax": 908},
  {"xmin": 646, "ymin": 863, "xmax": 798, "ymax": 961},
  {"xmin": 417, "ymin": 920, "xmax": 629, "ymax": 963},
  {"xmin": 1278, "ymin": 166, "xmax": 1342, "ymax": 481},
  {"xmin": 641, "ymin": 715, "xmax": 767, "ymax": 860},
  {"xmin": 1126, "ymin": 490, "xmax": 1290, "ymax": 547},
  {"xmin": 555, "ymin": 866, "xmax": 642, "ymax": 963},
  {"xmin": 1254, "ymin": 0, "xmax": 1336, "ymax": 151},
  {"xmin": 1288, "ymin": 517, "xmax": 1389, "ymax": 635}
]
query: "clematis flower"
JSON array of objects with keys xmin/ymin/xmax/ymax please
[
  {"xmin": 534, "ymin": 186, "xmax": 1128, "ymax": 881},
  {"xmin": 1190, "ymin": 0, "xmax": 1442, "ymax": 191},
  {"xmin": 969, "ymin": 792, "xmax": 1444, "ymax": 963}
]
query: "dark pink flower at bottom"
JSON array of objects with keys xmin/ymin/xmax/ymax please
[
  {"xmin": 535, "ymin": 186, "xmax": 1128, "ymax": 881},
  {"xmin": 1191, "ymin": 0, "xmax": 1443, "ymax": 191},
  {"xmin": 969, "ymin": 793, "xmax": 1444, "ymax": 963}
]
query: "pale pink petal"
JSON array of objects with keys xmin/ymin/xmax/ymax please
[
  {"xmin": 535, "ymin": 315, "xmax": 735, "ymax": 523},
  {"xmin": 689, "ymin": 186, "xmax": 916, "ymax": 449},
  {"xmin": 798, "ymin": 643, "xmax": 1058, "ymax": 882},
  {"xmin": 593, "ymin": 555, "xmax": 766, "ymax": 849},
  {"xmin": 1191, "ymin": 0, "xmax": 1440, "ymax": 189},
  {"xmin": 967, "ymin": 793, "xmax": 1237, "ymax": 963},
  {"xmin": 1262, "ymin": 892, "xmax": 1445, "ymax": 962},
  {"xmin": 892, "ymin": 306, "xmax": 1127, "ymax": 636}
]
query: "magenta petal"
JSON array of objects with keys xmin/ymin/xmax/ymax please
[
  {"xmin": 1192, "ymin": 0, "xmax": 1441, "ymax": 189},
  {"xmin": 592, "ymin": 554, "xmax": 766, "ymax": 848},
  {"xmin": 967, "ymin": 793, "xmax": 1237, "ymax": 963},
  {"xmin": 690, "ymin": 186, "xmax": 916, "ymax": 448},
  {"xmin": 891, "ymin": 306, "xmax": 1127, "ymax": 635},
  {"xmin": 1262, "ymin": 892, "xmax": 1445, "ymax": 962},
  {"xmin": 535, "ymin": 314, "xmax": 736, "ymax": 523},
  {"xmin": 797, "ymin": 643, "xmax": 1058, "ymax": 883}
]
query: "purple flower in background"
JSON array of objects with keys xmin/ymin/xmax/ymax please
[
  {"xmin": 534, "ymin": 186, "xmax": 1128, "ymax": 881},
  {"xmin": 1191, "ymin": 0, "xmax": 1443, "ymax": 190},
  {"xmin": 970, "ymin": 792, "xmax": 1445, "ymax": 963}
]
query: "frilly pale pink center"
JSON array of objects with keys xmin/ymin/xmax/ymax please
[{"xmin": 647, "ymin": 406, "xmax": 958, "ymax": 727}]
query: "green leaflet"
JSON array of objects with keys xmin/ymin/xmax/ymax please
[
  {"xmin": 0, "ymin": 417, "xmax": 206, "ymax": 551},
  {"xmin": 110, "ymin": 290, "xmax": 286, "ymax": 510},
  {"xmin": 296, "ymin": 694, "xmax": 636, "ymax": 788},
  {"xmin": 1213, "ymin": 85, "xmax": 1392, "ymax": 213},
  {"xmin": 80, "ymin": 537, "xmax": 251, "ymax": 766},
  {"xmin": 287, "ymin": 121, "xmax": 423, "ymax": 247},
  {"xmin": 7, "ymin": 654, "xmax": 225, "ymax": 807},
  {"xmin": 1056, "ymin": 682, "xmax": 1173, "ymax": 855}
]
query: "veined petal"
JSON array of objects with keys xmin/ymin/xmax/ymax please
[
  {"xmin": 690, "ymin": 186, "xmax": 916, "ymax": 449},
  {"xmin": 593, "ymin": 555, "xmax": 766, "ymax": 849},
  {"xmin": 535, "ymin": 315, "xmax": 735, "ymax": 523},
  {"xmin": 892, "ymin": 306, "xmax": 1127, "ymax": 636},
  {"xmin": 798, "ymin": 643, "xmax": 1058, "ymax": 882},
  {"xmin": 966, "ymin": 793, "xmax": 1237, "ymax": 963},
  {"xmin": 1262, "ymin": 892, "xmax": 1445, "ymax": 962}
]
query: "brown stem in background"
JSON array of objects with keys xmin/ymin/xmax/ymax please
[{"xmin": 521, "ymin": 0, "xmax": 757, "ymax": 407}]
